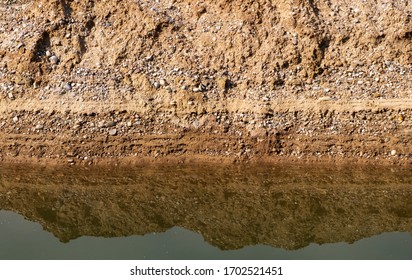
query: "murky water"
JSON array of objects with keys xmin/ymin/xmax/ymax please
[{"xmin": 0, "ymin": 164, "xmax": 412, "ymax": 259}]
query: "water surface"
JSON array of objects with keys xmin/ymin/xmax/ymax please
[{"xmin": 0, "ymin": 164, "xmax": 411, "ymax": 259}]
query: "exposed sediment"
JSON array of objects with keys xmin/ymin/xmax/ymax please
[{"xmin": 0, "ymin": 0, "xmax": 411, "ymax": 165}]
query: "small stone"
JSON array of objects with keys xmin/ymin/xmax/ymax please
[
  {"xmin": 13, "ymin": 116, "xmax": 18, "ymax": 122},
  {"xmin": 105, "ymin": 121, "xmax": 116, "ymax": 128},
  {"xmin": 391, "ymin": 150, "xmax": 397, "ymax": 156},
  {"xmin": 192, "ymin": 120, "xmax": 200, "ymax": 128},
  {"xmin": 109, "ymin": 129, "xmax": 117, "ymax": 136},
  {"xmin": 49, "ymin": 55, "xmax": 59, "ymax": 64},
  {"xmin": 318, "ymin": 96, "xmax": 333, "ymax": 102},
  {"xmin": 159, "ymin": 79, "xmax": 166, "ymax": 86},
  {"xmin": 127, "ymin": 121, "xmax": 133, "ymax": 127},
  {"xmin": 195, "ymin": 6, "xmax": 207, "ymax": 17},
  {"xmin": 67, "ymin": 159, "xmax": 74, "ymax": 163},
  {"xmin": 8, "ymin": 92, "xmax": 14, "ymax": 100},
  {"xmin": 98, "ymin": 121, "xmax": 106, "ymax": 128},
  {"xmin": 216, "ymin": 77, "xmax": 229, "ymax": 91},
  {"xmin": 45, "ymin": 50, "xmax": 52, "ymax": 57},
  {"xmin": 153, "ymin": 81, "xmax": 160, "ymax": 89},
  {"xmin": 63, "ymin": 83, "xmax": 72, "ymax": 91},
  {"xmin": 35, "ymin": 124, "xmax": 44, "ymax": 130},
  {"xmin": 192, "ymin": 87, "xmax": 200, "ymax": 92},
  {"xmin": 353, "ymin": 60, "xmax": 364, "ymax": 66}
]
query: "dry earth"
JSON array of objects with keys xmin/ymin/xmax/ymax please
[{"xmin": 0, "ymin": 0, "xmax": 411, "ymax": 165}]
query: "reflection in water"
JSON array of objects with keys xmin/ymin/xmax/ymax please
[{"xmin": 0, "ymin": 164, "xmax": 412, "ymax": 258}]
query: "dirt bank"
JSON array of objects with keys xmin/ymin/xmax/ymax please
[{"xmin": 0, "ymin": 0, "xmax": 411, "ymax": 165}]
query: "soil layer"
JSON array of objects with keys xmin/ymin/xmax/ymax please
[{"xmin": 0, "ymin": 0, "xmax": 411, "ymax": 165}]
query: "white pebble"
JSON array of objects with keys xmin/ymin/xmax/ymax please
[{"xmin": 49, "ymin": 55, "xmax": 59, "ymax": 64}]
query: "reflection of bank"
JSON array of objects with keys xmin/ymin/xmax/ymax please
[{"xmin": 0, "ymin": 164, "xmax": 412, "ymax": 250}]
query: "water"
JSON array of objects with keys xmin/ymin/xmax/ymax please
[{"xmin": 0, "ymin": 164, "xmax": 412, "ymax": 259}]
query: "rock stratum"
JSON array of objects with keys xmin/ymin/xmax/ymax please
[{"xmin": 0, "ymin": 0, "xmax": 411, "ymax": 165}]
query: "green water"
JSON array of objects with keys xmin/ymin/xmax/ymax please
[{"xmin": 0, "ymin": 164, "xmax": 412, "ymax": 259}]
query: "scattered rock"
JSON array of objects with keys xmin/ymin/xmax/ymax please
[
  {"xmin": 49, "ymin": 55, "xmax": 59, "ymax": 64},
  {"xmin": 159, "ymin": 79, "xmax": 167, "ymax": 86},
  {"xmin": 105, "ymin": 121, "xmax": 117, "ymax": 128},
  {"xmin": 391, "ymin": 150, "xmax": 397, "ymax": 156},
  {"xmin": 97, "ymin": 121, "xmax": 106, "ymax": 128},
  {"xmin": 250, "ymin": 127, "xmax": 267, "ymax": 139},
  {"xmin": 318, "ymin": 96, "xmax": 333, "ymax": 102},
  {"xmin": 109, "ymin": 129, "xmax": 117, "ymax": 136},
  {"xmin": 192, "ymin": 120, "xmax": 200, "ymax": 128},
  {"xmin": 63, "ymin": 83, "xmax": 72, "ymax": 91},
  {"xmin": 217, "ymin": 77, "xmax": 229, "ymax": 91},
  {"xmin": 292, "ymin": 35, "xmax": 298, "ymax": 45}
]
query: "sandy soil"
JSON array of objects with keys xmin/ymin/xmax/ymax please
[{"xmin": 0, "ymin": 0, "xmax": 411, "ymax": 166}]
